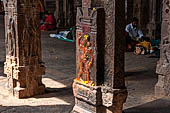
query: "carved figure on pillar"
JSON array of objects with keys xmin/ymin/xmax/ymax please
[
  {"xmin": 77, "ymin": 32, "xmax": 94, "ymax": 83},
  {"xmin": 4, "ymin": 0, "xmax": 45, "ymax": 98}
]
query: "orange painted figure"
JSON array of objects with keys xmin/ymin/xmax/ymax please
[{"xmin": 77, "ymin": 32, "xmax": 94, "ymax": 83}]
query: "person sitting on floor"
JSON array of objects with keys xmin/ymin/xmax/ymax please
[
  {"xmin": 40, "ymin": 11, "xmax": 56, "ymax": 31},
  {"xmin": 125, "ymin": 17, "xmax": 144, "ymax": 51}
]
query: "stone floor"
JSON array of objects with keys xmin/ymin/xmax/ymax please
[{"xmin": 0, "ymin": 15, "xmax": 170, "ymax": 113}]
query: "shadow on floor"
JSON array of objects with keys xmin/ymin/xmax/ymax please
[
  {"xmin": 125, "ymin": 70, "xmax": 149, "ymax": 77},
  {"xmin": 32, "ymin": 86, "xmax": 74, "ymax": 106},
  {"xmin": 0, "ymin": 105, "xmax": 73, "ymax": 113},
  {"xmin": 124, "ymin": 98, "xmax": 170, "ymax": 113},
  {"xmin": 33, "ymin": 86, "xmax": 73, "ymax": 99}
]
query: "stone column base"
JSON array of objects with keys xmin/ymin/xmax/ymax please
[
  {"xmin": 72, "ymin": 81, "xmax": 127, "ymax": 113},
  {"xmin": 4, "ymin": 57, "xmax": 46, "ymax": 98},
  {"xmin": 101, "ymin": 87, "xmax": 128, "ymax": 113},
  {"xmin": 71, "ymin": 81, "xmax": 103, "ymax": 113},
  {"xmin": 155, "ymin": 74, "xmax": 166, "ymax": 97},
  {"xmin": 12, "ymin": 84, "xmax": 45, "ymax": 98}
]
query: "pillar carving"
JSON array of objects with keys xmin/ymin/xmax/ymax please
[
  {"xmin": 3, "ymin": 0, "xmax": 45, "ymax": 98},
  {"xmin": 72, "ymin": 0, "xmax": 127, "ymax": 113},
  {"xmin": 155, "ymin": 0, "xmax": 170, "ymax": 96}
]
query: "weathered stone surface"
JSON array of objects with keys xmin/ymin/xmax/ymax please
[
  {"xmin": 3, "ymin": 0, "xmax": 45, "ymax": 98},
  {"xmin": 101, "ymin": 87, "xmax": 127, "ymax": 113},
  {"xmin": 72, "ymin": 82, "xmax": 103, "ymax": 113},
  {"xmin": 103, "ymin": 0, "xmax": 126, "ymax": 89},
  {"xmin": 55, "ymin": 0, "xmax": 75, "ymax": 28},
  {"xmin": 72, "ymin": 0, "xmax": 127, "ymax": 113},
  {"xmin": 155, "ymin": 0, "xmax": 170, "ymax": 96},
  {"xmin": 146, "ymin": 0, "xmax": 162, "ymax": 39}
]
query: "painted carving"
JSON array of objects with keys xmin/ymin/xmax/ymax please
[
  {"xmin": 77, "ymin": 32, "xmax": 94, "ymax": 83},
  {"xmin": 75, "ymin": 0, "xmax": 97, "ymax": 86}
]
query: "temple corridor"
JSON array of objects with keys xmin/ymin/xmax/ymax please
[{"xmin": 0, "ymin": 12, "xmax": 170, "ymax": 112}]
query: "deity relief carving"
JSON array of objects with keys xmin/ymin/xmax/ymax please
[{"xmin": 77, "ymin": 32, "xmax": 94, "ymax": 83}]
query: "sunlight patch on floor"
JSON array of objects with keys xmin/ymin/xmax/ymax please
[
  {"xmin": 0, "ymin": 77, "xmax": 71, "ymax": 106},
  {"xmin": 42, "ymin": 78, "xmax": 67, "ymax": 88}
]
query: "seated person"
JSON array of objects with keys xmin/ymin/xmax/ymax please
[
  {"xmin": 40, "ymin": 11, "xmax": 56, "ymax": 31},
  {"xmin": 125, "ymin": 17, "xmax": 144, "ymax": 51}
]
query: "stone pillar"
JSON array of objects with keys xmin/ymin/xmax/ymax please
[
  {"xmin": 133, "ymin": 0, "xmax": 142, "ymax": 26},
  {"xmin": 146, "ymin": 0, "xmax": 157, "ymax": 39},
  {"xmin": 55, "ymin": 0, "xmax": 64, "ymax": 28},
  {"xmin": 67, "ymin": 0, "xmax": 74, "ymax": 27},
  {"xmin": 72, "ymin": 0, "xmax": 127, "ymax": 113},
  {"xmin": 63, "ymin": 0, "xmax": 67, "ymax": 26},
  {"xmin": 126, "ymin": 0, "xmax": 133, "ymax": 24},
  {"xmin": 3, "ymin": 0, "xmax": 45, "ymax": 98},
  {"xmin": 155, "ymin": 0, "xmax": 170, "ymax": 96},
  {"xmin": 55, "ymin": 0, "xmax": 59, "ymax": 27},
  {"xmin": 73, "ymin": 0, "xmax": 82, "ymax": 26},
  {"xmin": 133, "ymin": 0, "xmax": 149, "ymax": 33}
]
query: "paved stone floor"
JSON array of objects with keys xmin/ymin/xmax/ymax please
[{"xmin": 0, "ymin": 15, "xmax": 170, "ymax": 113}]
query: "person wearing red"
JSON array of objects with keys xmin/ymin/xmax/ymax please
[{"xmin": 40, "ymin": 12, "xmax": 56, "ymax": 31}]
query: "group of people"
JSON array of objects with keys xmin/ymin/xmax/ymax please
[{"xmin": 125, "ymin": 17, "xmax": 153, "ymax": 54}]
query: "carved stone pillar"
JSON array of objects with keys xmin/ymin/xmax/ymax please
[
  {"xmin": 155, "ymin": 0, "xmax": 170, "ymax": 96},
  {"xmin": 3, "ymin": 0, "xmax": 45, "ymax": 98},
  {"xmin": 146, "ymin": 0, "xmax": 157, "ymax": 39},
  {"xmin": 72, "ymin": 0, "xmax": 127, "ymax": 113}
]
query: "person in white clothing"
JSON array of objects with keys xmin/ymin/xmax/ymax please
[{"xmin": 125, "ymin": 17, "xmax": 144, "ymax": 51}]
